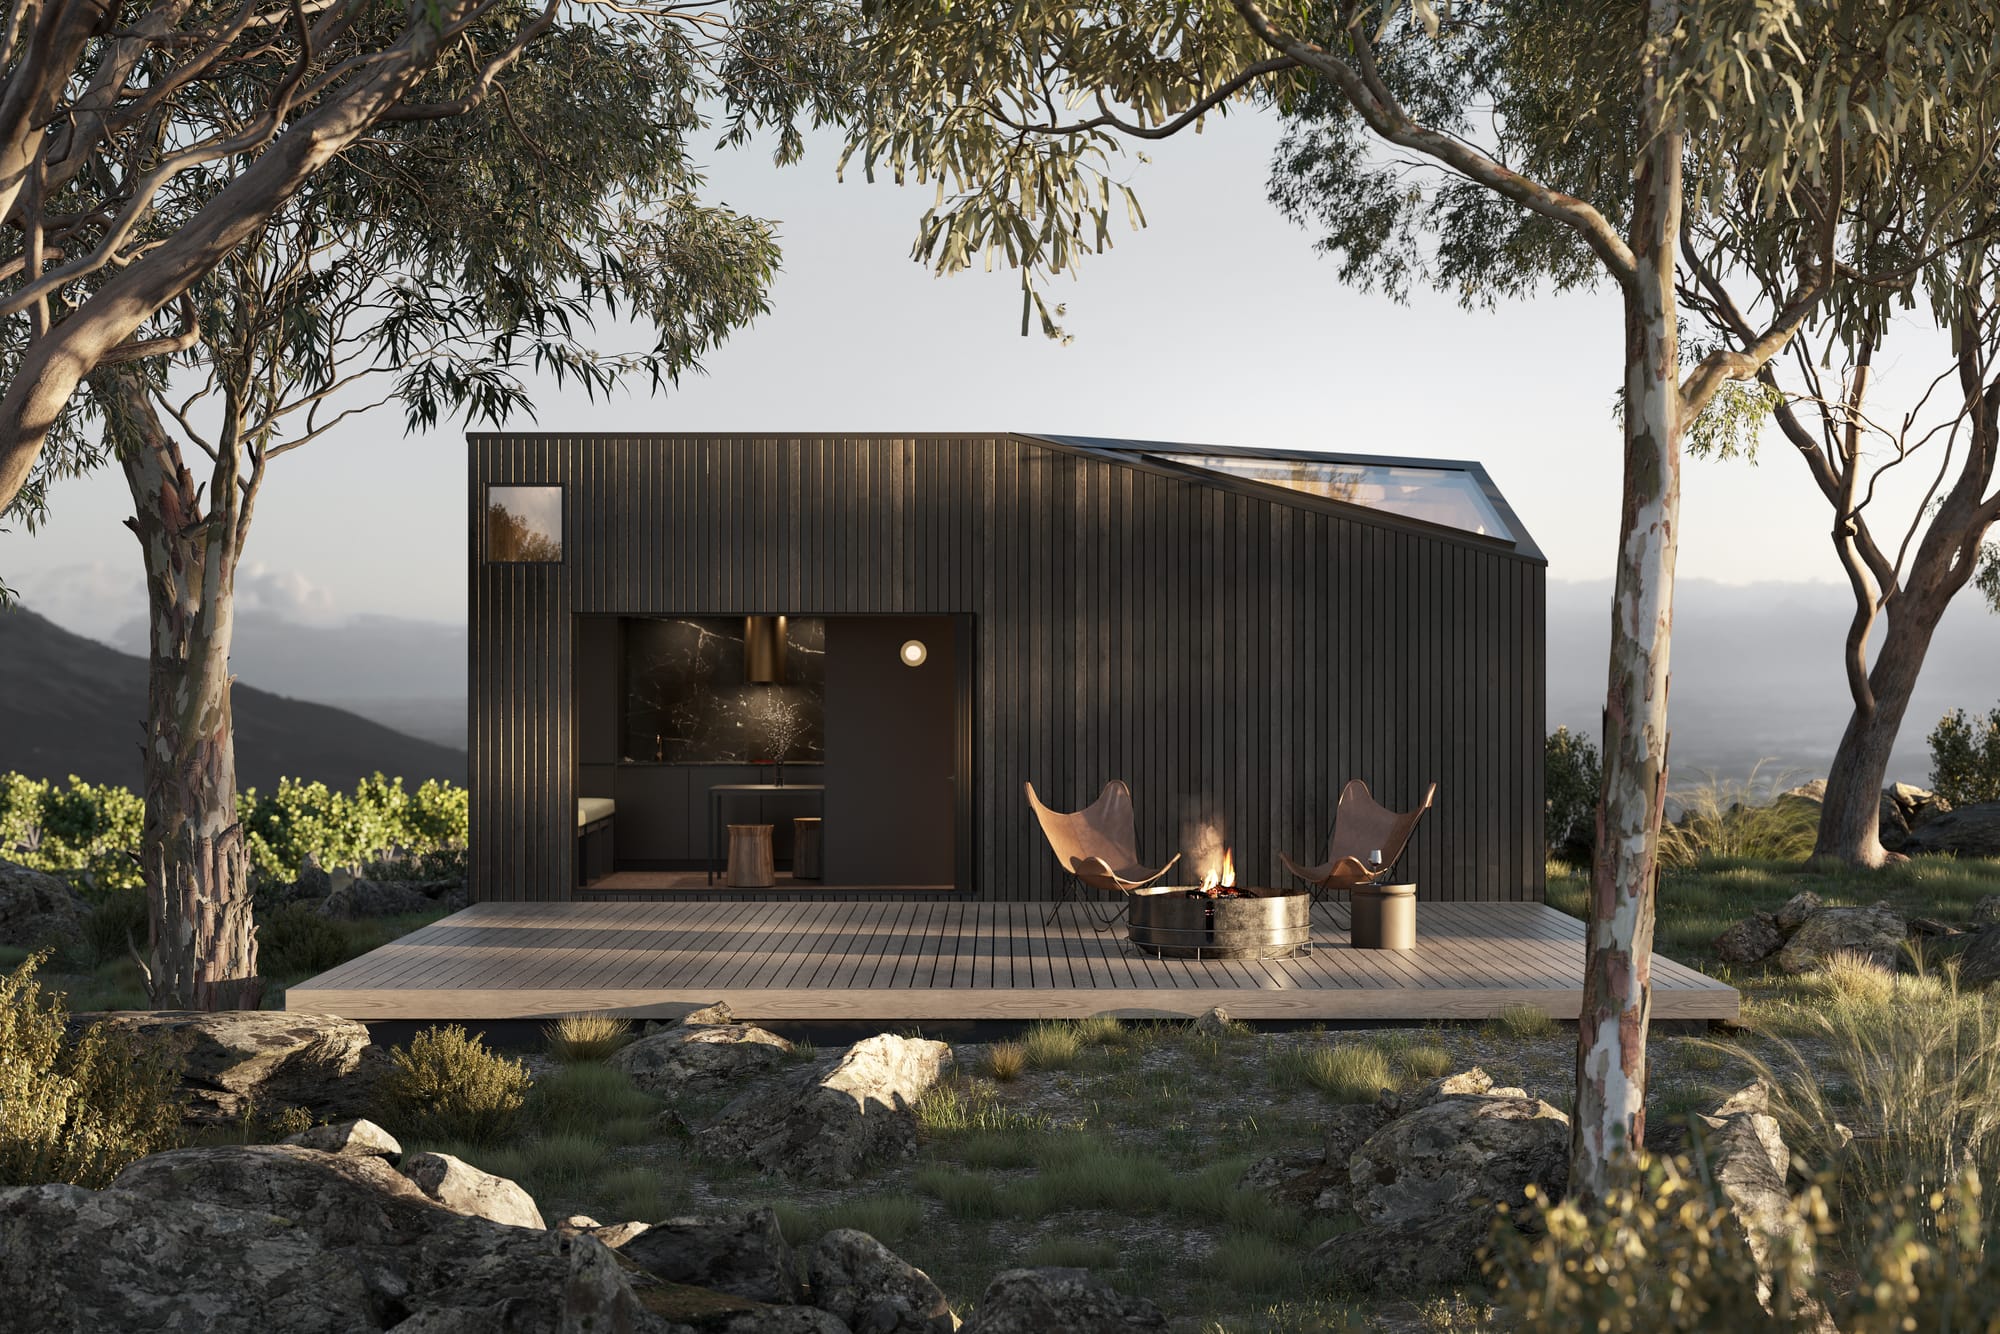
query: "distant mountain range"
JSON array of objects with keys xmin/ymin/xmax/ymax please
[{"xmin": 0, "ymin": 607, "xmax": 464, "ymax": 791}]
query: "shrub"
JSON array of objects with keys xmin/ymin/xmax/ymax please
[
  {"xmin": 378, "ymin": 1024, "xmax": 530, "ymax": 1145},
  {"xmin": 1544, "ymin": 727, "xmax": 1601, "ymax": 865},
  {"xmin": 1659, "ymin": 765, "xmax": 1820, "ymax": 867},
  {"xmin": 255, "ymin": 904, "xmax": 353, "ymax": 979},
  {"xmin": 983, "ymin": 1040, "xmax": 1027, "ymax": 1081},
  {"xmin": 0, "ymin": 953, "xmax": 186, "ymax": 1187},
  {"xmin": 543, "ymin": 1012, "xmax": 632, "ymax": 1063},
  {"xmin": 239, "ymin": 774, "xmax": 468, "ymax": 882},
  {"xmin": 1840, "ymin": 1173, "xmax": 2000, "ymax": 1334},
  {"xmin": 0, "ymin": 773, "xmax": 144, "ymax": 890},
  {"xmin": 1928, "ymin": 702, "xmax": 2000, "ymax": 807}
]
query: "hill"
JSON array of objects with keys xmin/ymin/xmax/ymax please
[{"xmin": 0, "ymin": 606, "xmax": 466, "ymax": 791}]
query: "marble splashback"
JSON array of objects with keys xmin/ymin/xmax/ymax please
[{"xmin": 622, "ymin": 617, "xmax": 825, "ymax": 764}]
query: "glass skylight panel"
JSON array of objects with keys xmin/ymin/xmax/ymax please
[{"xmin": 1151, "ymin": 454, "xmax": 1513, "ymax": 540}]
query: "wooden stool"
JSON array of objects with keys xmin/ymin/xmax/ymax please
[
  {"xmin": 725, "ymin": 824, "xmax": 776, "ymax": 887},
  {"xmin": 1350, "ymin": 882, "xmax": 1417, "ymax": 950},
  {"xmin": 792, "ymin": 817, "xmax": 823, "ymax": 880}
]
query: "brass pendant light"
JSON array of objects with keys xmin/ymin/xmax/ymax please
[{"xmin": 744, "ymin": 615, "xmax": 786, "ymax": 683}]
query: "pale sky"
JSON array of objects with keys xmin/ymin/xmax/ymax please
[{"xmin": 0, "ymin": 110, "xmax": 1972, "ymax": 638}]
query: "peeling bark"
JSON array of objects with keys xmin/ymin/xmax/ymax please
[{"xmin": 102, "ymin": 370, "xmax": 261, "ymax": 1010}]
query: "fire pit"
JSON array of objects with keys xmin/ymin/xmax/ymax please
[{"xmin": 1126, "ymin": 849, "xmax": 1311, "ymax": 959}]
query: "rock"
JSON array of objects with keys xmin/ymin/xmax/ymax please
[
  {"xmin": 1887, "ymin": 783, "xmax": 1951, "ymax": 828},
  {"xmin": 0, "ymin": 857, "xmax": 86, "ymax": 949},
  {"xmin": 622, "ymin": 1207, "xmax": 802, "ymax": 1304},
  {"xmin": 1313, "ymin": 1212, "xmax": 1492, "ymax": 1293},
  {"xmin": 1240, "ymin": 1101, "xmax": 1391, "ymax": 1218},
  {"xmin": 295, "ymin": 856, "xmax": 334, "ymax": 897},
  {"xmin": 74, "ymin": 1009, "xmax": 381, "ymax": 1124},
  {"xmin": 318, "ymin": 876, "xmax": 437, "ymax": 920},
  {"xmin": 556, "ymin": 1213, "xmax": 654, "ymax": 1247},
  {"xmin": 807, "ymin": 1228, "xmax": 954, "ymax": 1334},
  {"xmin": 1905, "ymin": 802, "xmax": 2000, "ymax": 858},
  {"xmin": 960, "ymin": 1268, "xmax": 1166, "ymax": 1334},
  {"xmin": 1698, "ymin": 1105, "xmax": 1825, "ymax": 1324},
  {"xmin": 709, "ymin": 1310, "xmax": 854, "ymax": 1334},
  {"xmin": 402, "ymin": 1151, "xmax": 546, "ymax": 1230},
  {"xmin": 1958, "ymin": 927, "xmax": 2000, "ymax": 990},
  {"xmin": 1779, "ymin": 780, "xmax": 1826, "ymax": 804},
  {"xmin": 612, "ymin": 1020, "xmax": 794, "ymax": 1095},
  {"xmin": 1379, "ymin": 1066, "xmax": 1493, "ymax": 1116},
  {"xmin": 1714, "ymin": 913, "xmax": 1784, "ymax": 966},
  {"xmin": 114, "ymin": 1143, "xmax": 449, "ymax": 1243},
  {"xmin": 1350, "ymin": 1093, "xmax": 1570, "ymax": 1230},
  {"xmin": 1190, "ymin": 1006, "xmax": 1233, "ymax": 1036},
  {"xmin": 1907, "ymin": 917, "xmax": 1959, "ymax": 939},
  {"xmin": 701, "ymin": 1034, "xmax": 952, "ymax": 1184},
  {"xmin": 1774, "ymin": 903, "xmax": 1907, "ymax": 973},
  {"xmin": 1878, "ymin": 791, "xmax": 1912, "ymax": 852},
  {"xmin": 282, "ymin": 1117, "xmax": 402, "ymax": 1159},
  {"xmin": 1773, "ymin": 892, "xmax": 1825, "ymax": 936},
  {"xmin": 683, "ymin": 1000, "xmax": 739, "ymax": 1026},
  {"xmin": 1711, "ymin": 1082, "xmax": 1771, "ymax": 1118},
  {"xmin": 1974, "ymin": 896, "xmax": 2000, "ymax": 928}
]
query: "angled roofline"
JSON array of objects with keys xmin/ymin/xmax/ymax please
[{"xmin": 1019, "ymin": 432, "xmax": 1544, "ymax": 564}]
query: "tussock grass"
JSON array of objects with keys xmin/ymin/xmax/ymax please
[
  {"xmin": 1271, "ymin": 1043, "xmax": 1396, "ymax": 1103},
  {"xmin": 1660, "ymin": 764, "xmax": 1820, "ymax": 868},
  {"xmin": 1070, "ymin": 1014, "xmax": 1128, "ymax": 1047},
  {"xmin": 1021, "ymin": 1020, "xmax": 1084, "ymax": 1070},
  {"xmin": 543, "ymin": 1012, "xmax": 632, "ymax": 1063},
  {"xmin": 914, "ymin": 1164, "xmax": 1007, "ymax": 1219},
  {"xmin": 527, "ymin": 1062, "xmax": 658, "ymax": 1145},
  {"xmin": 1399, "ymin": 1043, "xmax": 1455, "ymax": 1081},
  {"xmin": 1494, "ymin": 1004, "xmax": 1558, "ymax": 1040},
  {"xmin": 915, "ymin": 1079, "xmax": 1055, "ymax": 1136},
  {"xmin": 595, "ymin": 1163, "xmax": 684, "ymax": 1222},
  {"xmin": 983, "ymin": 1040, "xmax": 1027, "ymax": 1082},
  {"xmin": 773, "ymin": 1195, "xmax": 926, "ymax": 1246}
]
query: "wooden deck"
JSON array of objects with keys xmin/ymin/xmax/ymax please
[{"xmin": 286, "ymin": 900, "xmax": 1737, "ymax": 1022}]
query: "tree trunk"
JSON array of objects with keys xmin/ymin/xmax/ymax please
[
  {"xmin": 1816, "ymin": 579, "xmax": 1961, "ymax": 866},
  {"xmin": 104, "ymin": 372, "xmax": 262, "ymax": 1010},
  {"xmin": 1570, "ymin": 9, "xmax": 1683, "ymax": 1201}
]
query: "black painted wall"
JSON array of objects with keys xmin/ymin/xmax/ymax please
[{"xmin": 469, "ymin": 433, "xmax": 1547, "ymax": 903}]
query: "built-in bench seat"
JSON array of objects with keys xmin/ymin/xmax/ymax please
[{"xmin": 577, "ymin": 798, "xmax": 615, "ymax": 885}]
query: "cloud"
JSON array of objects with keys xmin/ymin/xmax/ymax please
[
  {"xmin": 231, "ymin": 562, "xmax": 339, "ymax": 626},
  {"xmin": 13, "ymin": 561, "xmax": 145, "ymax": 642}
]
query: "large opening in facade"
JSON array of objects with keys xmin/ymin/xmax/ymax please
[{"xmin": 574, "ymin": 613, "xmax": 969, "ymax": 891}]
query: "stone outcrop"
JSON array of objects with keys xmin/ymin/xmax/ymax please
[
  {"xmin": 959, "ymin": 1268, "xmax": 1166, "ymax": 1334},
  {"xmin": 74, "ymin": 1009, "xmax": 383, "ymax": 1124},
  {"xmin": 806, "ymin": 1228, "xmax": 955, "ymax": 1334},
  {"xmin": 1772, "ymin": 892, "xmax": 1825, "ymax": 935},
  {"xmin": 0, "ymin": 858, "xmax": 86, "ymax": 949},
  {"xmin": 1904, "ymin": 802, "xmax": 2000, "ymax": 859},
  {"xmin": 402, "ymin": 1150, "xmax": 546, "ymax": 1230},
  {"xmin": 282, "ymin": 1118, "xmax": 402, "ymax": 1159},
  {"xmin": 1714, "ymin": 913, "xmax": 1785, "ymax": 966},
  {"xmin": 701, "ymin": 1035, "xmax": 952, "ymax": 1184},
  {"xmin": 612, "ymin": 1019, "xmax": 794, "ymax": 1095},
  {"xmin": 318, "ymin": 876, "xmax": 438, "ymax": 920},
  {"xmin": 1774, "ymin": 903, "xmax": 1907, "ymax": 973},
  {"xmin": 621, "ymin": 1208, "xmax": 803, "ymax": 1304}
]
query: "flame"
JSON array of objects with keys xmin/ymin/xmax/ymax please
[{"xmin": 1221, "ymin": 846, "xmax": 1236, "ymax": 888}]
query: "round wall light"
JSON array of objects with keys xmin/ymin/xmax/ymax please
[{"xmin": 899, "ymin": 639, "xmax": 928, "ymax": 667}]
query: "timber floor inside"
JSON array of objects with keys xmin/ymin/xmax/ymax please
[{"xmin": 286, "ymin": 900, "xmax": 1738, "ymax": 1022}]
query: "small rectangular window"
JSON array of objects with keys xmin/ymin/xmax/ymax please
[{"xmin": 487, "ymin": 485, "xmax": 563, "ymax": 562}]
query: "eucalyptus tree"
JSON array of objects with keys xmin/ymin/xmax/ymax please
[
  {"xmin": 843, "ymin": 0, "xmax": 1997, "ymax": 1195},
  {"xmin": 0, "ymin": 0, "xmax": 852, "ymax": 533},
  {"xmin": 84, "ymin": 8, "xmax": 842, "ymax": 1010}
]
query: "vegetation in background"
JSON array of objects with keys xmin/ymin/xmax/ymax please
[
  {"xmin": 544, "ymin": 1013, "xmax": 633, "ymax": 1064},
  {"xmin": 378, "ymin": 1024, "xmax": 530, "ymax": 1146},
  {"xmin": 0, "ymin": 773, "xmax": 145, "ymax": 890},
  {"xmin": 1929, "ymin": 702, "xmax": 2000, "ymax": 807},
  {"xmin": 1543, "ymin": 727, "xmax": 1601, "ymax": 866},
  {"xmin": 1659, "ymin": 767, "xmax": 1820, "ymax": 868},
  {"xmin": 0, "ymin": 953, "xmax": 185, "ymax": 1187}
]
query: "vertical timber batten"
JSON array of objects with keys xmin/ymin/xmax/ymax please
[{"xmin": 469, "ymin": 433, "xmax": 1546, "ymax": 905}]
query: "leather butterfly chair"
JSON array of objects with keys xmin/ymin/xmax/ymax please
[
  {"xmin": 1025, "ymin": 780, "xmax": 1182, "ymax": 929},
  {"xmin": 1280, "ymin": 779, "xmax": 1438, "ymax": 905}
]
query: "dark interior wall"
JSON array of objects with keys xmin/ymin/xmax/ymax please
[
  {"xmin": 576, "ymin": 616, "xmax": 618, "ymax": 798},
  {"xmin": 622, "ymin": 617, "xmax": 825, "ymax": 763},
  {"xmin": 822, "ymin": 617, "xmax": 957, "ymax": 885},
  {"xmin": 470, "ymin": 434, "xmax": 1545, "ymax": 903}
]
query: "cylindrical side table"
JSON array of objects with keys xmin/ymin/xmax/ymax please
[
  {"xmin": 725, "ymin": 823, "xmax": 776, "ymax": 887},
  {"xmin": 792, "ymin": 816, "xmax": 823, "ymax": 880},
  {"xmin": 1350, "ymin": 882, "xmax": 1417, "ymax": 950}
]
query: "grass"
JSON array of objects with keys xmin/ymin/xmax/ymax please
[
  {"xmin": 1020, "ymin": 1020, "xmax": 1084, "ymax": 1070},
  {"xmin": 543, "ymin": 1012, "xmax": 632, "ymax": 1063},
  {"xmin": 1399, "ymin": 1043, "xmax": 1455, "ymax": 1080},
  {"xmin": 772, "ymin": 1195, "xmax": 927, "ymax": 1247},
  {"xmin": 1270, "ymin": 1043, "xmax": 1396, "ymax": 1102},
  {"xmin": 1493, "ymin": 1004, "xmax": 1558, "ymax": 1040},
  {"xmin": 983, "ymin": 1040, "xmax": 1027, "ymax": 1081},
  {"xmin": 527, "ymin": 1061, "xmax": 660, "ymax": 1146}
]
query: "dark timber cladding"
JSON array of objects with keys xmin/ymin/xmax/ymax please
[{"xmin": 469, "ymin": 433, "xmax": 1548, "ymax": 904}]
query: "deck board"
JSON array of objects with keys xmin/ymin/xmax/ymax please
[{"xmin": 287, "ymin": 899, "xmax": 1738, "ymax": 1022}]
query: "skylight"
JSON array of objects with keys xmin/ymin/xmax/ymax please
[{"xmin": 1151, "ymin": 454, "xmax": 1513, "ymax": 541}]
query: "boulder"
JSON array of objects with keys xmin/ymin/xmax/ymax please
[
  {"xmin": 1877, "ymin": 792, "xmax": 1912, "ymax": 852},
  {"xmin": 1774, "ymin": 903, "xmax": 1907, "ymax": 974},
  {"xmin": 74, "ymin": 1009, "xmax": 383, "ymax": 1124},
  {"xmin": 1958, "ymin": 927, "xmax": 2000, "ymax": 990},
  {"xmin": 114, "ymin": 1144, "xmax": 449, "ymax": 1245},
  {"xmin": 318, "ymin": 876, "xmax": 438, "ymax": 920},
  {"xmin": 1379, "ymin": 1067, "xmax": 1492, "ymax": 1116},
  {"xmin": 1905, "ymin": 802, "xmax": 2000, "ymax": 858},
  {"xmin": 700, "ymin": 1034, "xmax": 952, "ymax": 1184},
  {"xmin": 806, "ymin": 1228, "xmax": 955, "ymax": 1334},
  {"xmin": 1240, "ymin": 1101, "xmax": 1391, "ymax": 1218},
  {"xmin": 1772, "ymin": 892, "xmax": 1825, "ymax": 936},
  {"xmin": 706, "ymin": 1311, "xmax": 853, "ymax": 1334},
  {"xmin": 684, "ymin": 1000, "xmax": 740, "ymax": 1026},
  {"xmin": 0, "ymin": 857, "xmax": 86, "ymax": 949},
  {"xmin": 402, "ymin": 1151, "xmax": 545, "ymax": 1230},
  {"xmin": 282, "ymin": 1117, "xmax": 402, "ymax": 1159},
  {"xmin": 1887, "ymin": 783, "xmax": 1952, "ymax": 829},
  {"xmin": 1312, "ymin": 1213, "xmax": 1491, "ymax": 1293},
  {"xmin": 294, "ymin": 856, "xmax": 334, "ymax": 898},
  {"xmin": 959, "ymin": 1268, "xmax": 1166, "ymax": 1334},
  {"xmin": 612, "ymin": 1020, "xmax": 794, "ymax": 1095},
  {"xmin": 1973, "ymin": 896, "xmax": 2000, "ymax": 928},
  {"xmin": 1714, "ymin": 913, "xmax": 1784, "ymax": 966},
  {"xmin": 1697, "ymin": 1090, "xmax": 1827, "ymax": 1326},
  {"xmin": 1190, "ymin": 1006, "xmax": 1234, "ymax": 1036},
  {"xmin": 621, "ymin": 1207, "xmax": 803, "ymax": 1304},
  {"xmin": 1778, "ymin": 780, "xmax": 1827, "ymax": 804},
  {"xmin": 556, "ymin": 1213, "xmax": 655, "ymax": 1248}
]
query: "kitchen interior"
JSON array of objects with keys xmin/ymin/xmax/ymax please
[{"xmin": 574, "ymin": 613, "xmax": 962, "ymax": 890}]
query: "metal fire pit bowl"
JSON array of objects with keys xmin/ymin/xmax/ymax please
[{"xmin": 1127, "ymin": 886, "xmax": 1313, "ymax": 960}]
